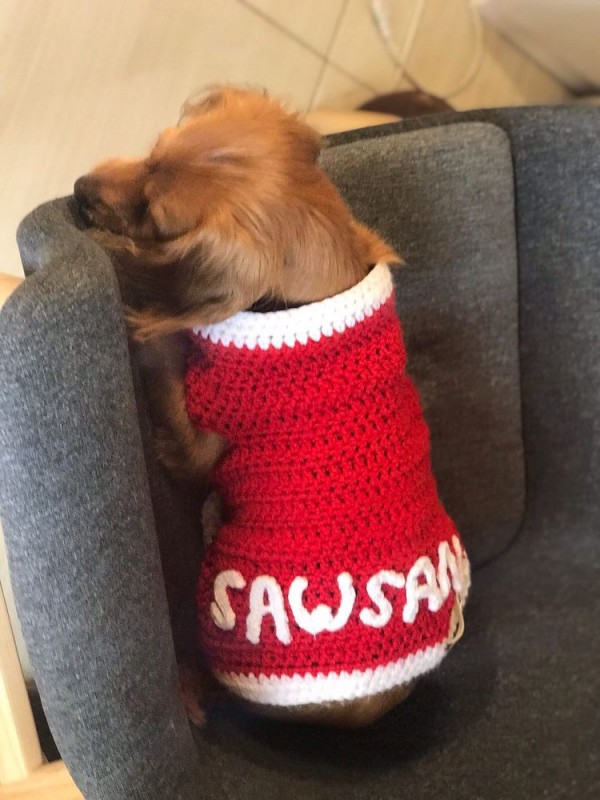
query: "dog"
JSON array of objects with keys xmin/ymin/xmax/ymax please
[
  {"xmin": 74, "ymin": 86, "xmax": 465, "ymax": 727},
  {"xmin": 74, "ymin": 83, "xmax": 397, "ymax": 477}
]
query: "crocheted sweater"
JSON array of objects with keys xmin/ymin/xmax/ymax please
[{"xmin": 185, "ymin": 263, "xmax": 470, "ymax": 708}]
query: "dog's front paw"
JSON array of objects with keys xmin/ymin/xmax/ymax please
[
  {"xmin": 154, "ymin": 427, "xmax": 191, "ymax": 479},
  {"xmin": 179, "ymin": 664, "xmax": 208, "ymax": 727},
  {"xmin": 154, "ymin": 427, "xmax": 210, "ymax": 483}
]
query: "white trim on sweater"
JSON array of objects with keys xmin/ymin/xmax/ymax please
[
  {"xmin": 215, "ymin": 643, "xmax": 447, "ymax": 706},
  {"xmin": 193, "ymin": 262, "xmax": 393, "ymax": 350}
]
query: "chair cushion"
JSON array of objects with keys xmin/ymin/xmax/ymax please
[
  {"xmin": 191, "ymin": 506, "xmax": 599, "ymax": 799},
  {"xmin": 321, "ymin": 124, "xmax": 525, "ymax": 567}
]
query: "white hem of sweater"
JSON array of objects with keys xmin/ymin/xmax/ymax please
[
  {"xmin": 192, "ymin": 262, "xmax": 393, "ymax": 350},
  {"xmin": 215, "ymin": 642, "xmax": 446, "ymax": 706}
]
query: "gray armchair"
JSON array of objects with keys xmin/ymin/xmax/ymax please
[{"xmin": 1, "ymin": 107, "xmax": 598, "ymax": 799}]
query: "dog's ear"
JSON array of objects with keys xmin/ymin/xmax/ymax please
[
  {"xmin": 179, "ymin": 84, "xmax": 270, "ymax": 123},
  {"xmin": 351, "ymin": 221, "xmax": 402, "ymax": 267},
  {"xmin": 179, "ymin": 85, "xmax": 230, "ymax": 121},
  {"xmin": 123, "ymin": 214, "xmax": 273, "ymax": 341},
  {"xmin": 287, "ymin": 114, "xmax": 322, "ymax": 164}
]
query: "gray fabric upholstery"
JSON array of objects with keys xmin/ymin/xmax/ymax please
[
  {"xmin": 0, "ymin": 203, "xmax": 204, "ymax": 799},
  {"xmin": 321, "ymin": 123, "xmax": 525, "ymax": 566},
  {"xmin": 184, "ymin": 509, "xmax": 600, "ymax": 800},
  {"xmin": 329, "ymin": 106, "xmax": 600, "ymax": 518},
  {"xmin": 0, "ymin": 107, "xmax": 598, "ymax": 799}
]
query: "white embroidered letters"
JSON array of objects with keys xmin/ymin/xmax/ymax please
[
  {"xmin": 359, "ymin": 570, "xmax": 405, "ymax": 628},
  {"xmin": 452, "ymin": 534, "xmax": 471, "ymax": 600},
  {"xmin": 288, "ymin": 572, "xmax": 356, "ymax": 636},
  {"xmin": 403, "ymin": 556, "xmax": 443, "ymax": 624},
  {"xmin": 210, "ymin": 539, "xmax": 470, "ymax": 643},
  {"xmin": 246, "ymin": 575, "xmax": 292, "ymax": 645},
  {"xmin": 437, "ymin": 538, "xmax": 463, "ymax": 600},
  {"xmin": 210, "ymin": 569, "xmax": 246, "ymax": 630}
]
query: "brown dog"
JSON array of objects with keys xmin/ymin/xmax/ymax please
[{"xmin": 75, "ymin": 86, "xmax": 412, "ymax": 726}]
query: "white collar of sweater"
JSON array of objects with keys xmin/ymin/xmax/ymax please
[{"xmin": 192, "ymin": 262, "xmax": 393, "ymax": 350}]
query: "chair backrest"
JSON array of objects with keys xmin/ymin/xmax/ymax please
[
  {"xmin": 6, "ymin": 122, "xmax": 527, "ymax": 583},
  {"xmin": 321, "ymin": 123, "xmax": 526, "ymax": 566}
]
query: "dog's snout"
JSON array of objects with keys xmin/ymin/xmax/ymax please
[{"xmin": 74, "ymin": 175, "xmax": 100, "ymax": 209}]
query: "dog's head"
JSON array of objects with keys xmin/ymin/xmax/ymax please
[{"xmin": 75, "ymin": 86, "xmax": 399, "ymax": 339}]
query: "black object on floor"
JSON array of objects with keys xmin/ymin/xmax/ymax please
[
  {"xmin": 360, "ymin": 90, "xmax": 454, "ymax": 117},
  {"xmin": 29, "ymin": 688, "xmax": 61, "ymax": 762}
]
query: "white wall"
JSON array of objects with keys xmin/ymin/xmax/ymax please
[{"xmin": 480, "ymin": 0, "xmax": 600, "ymax": 92}]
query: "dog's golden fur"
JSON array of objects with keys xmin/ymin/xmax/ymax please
[
  {"xmin": 75, "ymin": 86, "xmax": 408, "ymax": 726},
  {"xmin": 76, "ymin": 86, "xmax": 398, "ymax": 339}
]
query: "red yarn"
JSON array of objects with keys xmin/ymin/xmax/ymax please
[{"xmin": 185, "ymin": 268, "xmax": 469, "ymax": 706}]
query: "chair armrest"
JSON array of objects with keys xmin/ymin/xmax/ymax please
[
  {"xmin": 1, "ymin": 271, "xmax": 42, "ymax": 784},
  {"xmin": 0, "ymin": 274, "xmax": 23, "ymax": 312},
  {"xmin": 0, "ymin": 208, "xmax": 206, "ymax": 799}
]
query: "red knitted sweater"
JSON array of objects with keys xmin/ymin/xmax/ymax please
[{"xmin": 185, "ymin": 264, "xmax": 469, "ymax": 708}]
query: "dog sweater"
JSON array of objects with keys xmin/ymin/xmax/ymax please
[{"xmin": 185, "ymin": 264, "xmax": 470, "ymax": 708}]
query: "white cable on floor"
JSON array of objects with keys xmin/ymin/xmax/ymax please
[{"xmin": 370, "ymin": 0, "xmax": 485, "ymax": 100}]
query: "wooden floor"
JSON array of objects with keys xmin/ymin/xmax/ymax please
[{"xmin": 0, "ymin": 762, "xmax": 82, "ymax": 800}]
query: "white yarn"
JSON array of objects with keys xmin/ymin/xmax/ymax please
[
  {"xmin": 209, "ymin": 536, "xmax": 471, "ymax": 643},
  {"xmin": 403, "ymin": 556, "xmax": 444, "ymax": 624},
  {"xmin": 359, "ymin": 570, "xmax": 406, "ymax": 628},
  {"xmin": 438, "ymin": 536, "xmax": 467, "ymax": 600},
  {"xmin": 246, "ymin": 576, "xmax": 292, "ymax": 646},
  {"xmin": 193, "ymin": 263, "xmax": 393, "ymax": 350},
  {"xmin": 216, "ymin": 643, "xmax": 447, "ymax": 706},
  {"xmin": 210, "ymin": 570, "xmax": 246, "ymax": 631},
  {"xmin": 288, "ymin": 572, "xmax": 356, "ymax": 636}
]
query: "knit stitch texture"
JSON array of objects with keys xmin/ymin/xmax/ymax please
[{"xmin": 186, "ymin": 264, "xmax": 470, "ymax": 707}]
